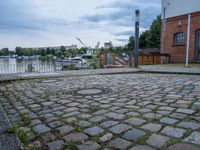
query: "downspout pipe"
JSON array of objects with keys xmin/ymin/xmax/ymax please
[{"xmin": 186, "ymin": 14, "xmax": 191, "ymax": 67}]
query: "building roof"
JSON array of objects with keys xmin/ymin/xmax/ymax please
[{"xmin": 162, "ymin": 0, "xmax": 200, "ymax": 19}]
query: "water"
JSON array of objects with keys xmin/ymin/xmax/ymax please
[{"xmin": 0, "ymin": 58, "xmax": 61, "ymax": 74}]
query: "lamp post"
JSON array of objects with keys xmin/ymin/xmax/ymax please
[{"xmin": 134, "ymin": 10, "xmax": 140, "ymax": 68}]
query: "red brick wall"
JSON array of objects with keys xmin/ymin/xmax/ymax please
[{"xmin": 161, "ymin": 11, "xmax": 200, "ymax": 63}]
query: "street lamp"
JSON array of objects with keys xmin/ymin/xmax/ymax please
[{"xmin": 134, "ymin": 9, "xmax": 140, "ymax": 68}]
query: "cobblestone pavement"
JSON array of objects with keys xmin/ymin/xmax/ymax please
[
  {"xmin": 141, "ymin": 65, "xmax": 200, "ymax": 74},
  {"xmin": 0, "ymin": 73, "xmax": 200, "ymax": 150},
  {"xmin": 0, "ymin": 68, "xmax": 139, "ymax": 82}
]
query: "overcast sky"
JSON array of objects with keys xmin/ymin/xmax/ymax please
[{"xmin": 0, "ymin": 0, "xmax": 161, "ymax": 50}]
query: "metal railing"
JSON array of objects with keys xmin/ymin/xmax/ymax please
[
  {"xmin": 0, "ymin": 60, "xmax": 93, "ymax": 74},
  {"xmin": 0, "ymin": 64, "xmax": 62, "ymax": 74}
]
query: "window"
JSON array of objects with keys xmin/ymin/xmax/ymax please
[{"xmin": 174, "ymin": 32, "xmax": 184, "ymax": 45}]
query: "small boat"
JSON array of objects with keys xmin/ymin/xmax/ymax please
[{"xmin": 56, "ymin": 57, "xmax": 88, "ymax": 69}]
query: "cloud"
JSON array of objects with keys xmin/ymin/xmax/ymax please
[
  {"xmin": 115, "ymin": 39, "xmax": 129, "ymax": 42},
  {"xmin": 82, "ymin": 0, "xmax": 161, "ymax": 32},
  {"xmin": 113, "ymin": 30, "xmax": 134, "ymax": 36},
  {"xmin": 0, "ymin": 0, "xmax": 161, "ymax": 49}
]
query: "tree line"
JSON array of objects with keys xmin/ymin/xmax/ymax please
[
  {"xmin": 0, "ymin": 46, "xmax": 87, "ymax": 58},
  {"xmin": 15, "ymin": 46, "xmax": 88, "ymax": 58},
  {"xmin": 126, "ymin": 15, "xmax": 161, "ymax": 51}
]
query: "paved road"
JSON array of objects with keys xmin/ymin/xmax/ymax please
[{"xmin": 0, "ymin": 73, "xmax": 200, "ymax": 149}]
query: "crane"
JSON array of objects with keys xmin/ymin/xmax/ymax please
[
  {"xmin": 76, "ymin": 37, "xmax": 87, "ymax": 48},
  {"xmin": 95, "ymin": 42, "xmax": 100, "ymax": 52}
]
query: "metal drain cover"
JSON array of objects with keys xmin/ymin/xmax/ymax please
[
  {"xmin": 70, "ymin": 87, "xmax": 111, "ymax": 96},
  {"xmin": 77, "ymin": 89, "xmax": 103, "ymax": 95}
]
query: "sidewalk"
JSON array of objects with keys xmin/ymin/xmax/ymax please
[
  {"xmin": 141, "ymin": 65, "xmax": 200, "ymax": 75},
  {"xmin": 0, "ymin": 68, "xmax": 140, "ymax": 82},
  {"xmin": 1, "ymin": 65, "xmax": 200, "ymax": 83}
]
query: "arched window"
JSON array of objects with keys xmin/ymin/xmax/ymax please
[{"xmin": 174, "ymin": 32, "xmax": 184, "ymax": 45}]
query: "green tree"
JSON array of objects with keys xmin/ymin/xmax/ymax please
[
  {"xmin": 147, "ymin": 15, "xmax": 161, "ymax": 48},
  {"xmin": 140, "ymin": 30, "xmax": 150, "ymax": 48},
  {"xmin": 15, "ymin": 47, "xmax": 23, "ymax": 56},
  {"xmin": 78, "ymin": 47, "xmax": 87, "ymax": 55},
  {"xmin": 128, "ymin": 15, "xmax": 161, "ymax": 49},
  {"xmin": 50, "ymin": 48, "xmax": 56, "ymax": 56},
  {"xmin": 1, "ymin": 48, "xmax": 9, "ymax": 56},
  {"xmin": 40, "ymin": 48, "xmax": 46, "ymax": 56},
  {"xmin": 60, "ymin": 46, "xmax": 66, "ymax": 55},
  {"xmin": 127, "ymin": 36, "xmax": 135, "ymax": 50},
  {"xmin": 46, "ymin": 48, "xmax": 51, "ymax": 55}
]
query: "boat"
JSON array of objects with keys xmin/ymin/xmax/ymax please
[{"xmin": 56, "ymin": 56, "xmax": 88, "ymax": 69}]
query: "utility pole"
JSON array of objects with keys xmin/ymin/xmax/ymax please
[{"xmin": 134, "ymin": 10, "xmax": 140, "ymax": 68}]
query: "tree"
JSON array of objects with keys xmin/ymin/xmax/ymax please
[
  {"xmin": 50, "ymin": 48, "xmax": 56, "ymax": 56},
  {"xmin": 128, "ymin": 15, "xmax": 161, "ymax": 49},
  {"xmin": 147, "ymin": 15, "xmax": 161, "ymax": 48},
  {"xmin": 60, "ymin": 46, "xmax": 66, "ymax": 55},
  {"xmin": 140, "ymin": 30, "xmax": 150, "ymax": 48},
  {"xmin": 127, "ymin": 36, "xmax": 135, "ymax": 50},
  {"xmin": 40, "ymin": 48, "xmax": 46, "ymax": 56},
  {"xmin": 46, "ymin": 48, "xmax": 51, "ymax": 55},
  {"xmin": 15, "ymin": 47, "xmax": 23, "ymax": 56},
  {"xmin": 1, "ymin": 48, "xmax": 9, "ymax": 56},
  {"xmin": 78, "ymin": 47, "xmax": 87, "ymax": 54}
]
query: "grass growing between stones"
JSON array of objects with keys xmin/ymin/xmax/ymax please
[
  {"xmin": 73, "ymin": 125, "xmax": 85, "ymax": 132},
  {"xmin": 7, "ymin": 125, "xmax": 29, "ymax": 146},
  {"xmin": 167, "ymin": 138, "xmax": 181, "ymax": 146},
  {"xmin": 18, "ymin": 131, "xmax": 29, "ymax": 145},
  {"xmin": 65, "ymin": 141, "xmax": 79, "ymax": 150},
  {"xmin": 22, "ymin": 115, "xmax": 31, "ymax": 126},
  {"xmin": 91, "ymin": 135, "xmax": 101, "ymax": 143}
]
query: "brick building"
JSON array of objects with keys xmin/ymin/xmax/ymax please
[{"xmin": 161, "ymin": 0, "xmax": 200, "ymax": 63}]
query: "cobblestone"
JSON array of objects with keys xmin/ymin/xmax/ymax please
[
  {"xmin": 147, "ymin": 134, "xmax": 170, "ymax": 148},
  {"xmin": 141, "ymin": 123, "xmax": 162, "ymax": 132},
  {"xmin": 109, "ymin": 124, "xmax": 132, "ymax": 134},
  {"xmin": 177, "ymin": 121, "xmax": 200, "ymax": 130},
  {"xmin": 33, "ymin": 124, "xmax": 51, "ymax": 134},
  {"xmin": 184, "ymin": 132, "xmax": 200, "ymax": 145},
  {"xmin": 84, "ymin": 126, "xmax": 104, "ymax": 136},
  {"xmin": 99, "ymin": 133, "xmax": 113, "ymax": 142},
  {"xmin": 57, "ymin": 125, "xmax": 74, "ymax": 135},
  {"xmin": 125, "ymin": 117, "xmax": 147, "ymax": 126},
  {"xmin": 100, "ymin": 121, "xmax": 119, "ymax": 128},
  {"xmin": 176, "ymin": 108, "xmax": 195, "ymax": 114},
  {"xmin": 77, "ymin": 141, "xmax": 100, "ymax": 150},
  {"xmin": 122, "ymin": 128, "xmax": 146, "ymax": 141},
  {"xmin": 1, "ymin": 73, "xmax": 200, "ymax": 149},
  {"xmin": 161, "ymin": 126, "xmax": 186, "ymax": 138},
  {"xmin": 63, "ymin": 132, "xmax": 88, "ymax": 142},
  {"xmin": 109, "ymin": 138, "xmax": 132, "ymax": 150},
  {"xmin": 130, "ymin": 145, "xmax": 156, "ymax": 150},
  {"xmin": 47, "ymin": 140, "xmax": 64, "ymax": 150},
  {"xmin": 160, "ymin": 117, "xmax": 178, "ymax": 125},
  {"xmin": 167, "ymin": 143, "xmax": 200, "ymax": 150}
]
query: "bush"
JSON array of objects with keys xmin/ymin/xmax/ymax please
[
  {"xmin": 67, "ymin": 64, "xmax": 76, "ymax": 70},
  {"xmin": 90, "ymin": 53, "xmax": 99, "ymax": 69}
]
